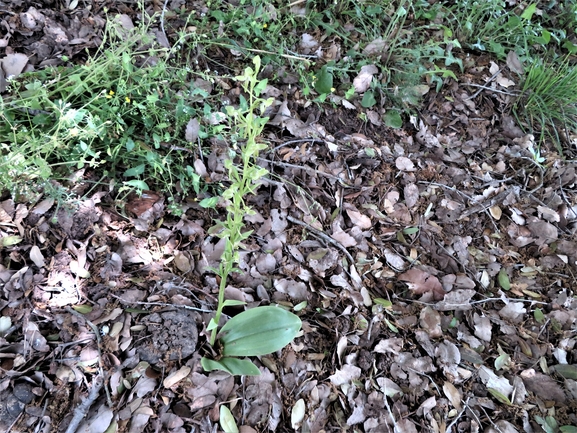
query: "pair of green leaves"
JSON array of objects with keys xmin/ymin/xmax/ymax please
[{"xmin": 202, "ymin": 306, "xmax": 302, "ymax": 376}]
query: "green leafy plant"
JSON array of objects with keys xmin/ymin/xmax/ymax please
[
  {"xmin": 200, "ymin": 57, "xmax": 302, "ymax": 376},
  {"xmin": 372, "ymin": 298, "xmax": 399, "ymax": 333},
  {"xmin": 446, "ymin": 1, "xmax": 572, "ymax": 59},
  {"xmin": 535, "ymin": 415, "xmax": 577, "ymax": 433}
]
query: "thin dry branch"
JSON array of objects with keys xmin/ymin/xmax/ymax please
[
  {"xmin": 160, "ymin": 0, "xmax": 170, "ymax": 48},
  {"xmin": 258, "ymin": 157, "xmax": 350, "ymax": 185},
  {"xmin": 64, "ymin": 375, "xmax": 104, "ymax": 433},
  {"xmin": 109, "ymin": 294, "xmax": 214, "ymax": 313}
]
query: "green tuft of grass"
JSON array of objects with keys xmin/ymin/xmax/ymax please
[
  {"xmin": 514, "ymin": 56, "xmax": 577, "ymax": 154},
  {"xmin": 446, "ymin": 0, "xmax": 577, "ymax": 59}
]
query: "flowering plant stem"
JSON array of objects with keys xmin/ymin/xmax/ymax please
[{"xmin": 208, "ymin": 56, "xmax": 272, "ymax": 346}]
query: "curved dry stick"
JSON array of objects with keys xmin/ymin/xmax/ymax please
[{"xmin": 286, "ymin": 215, "xmax": 355, "ymax": 265}]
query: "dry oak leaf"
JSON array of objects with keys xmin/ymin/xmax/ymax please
[
  {"xmin": 398, "ymin": 268, "xmax": 445, "ymax": 301},
  {"xmin": 395, "ymin": 156, "xmax": 416, "ymax": 172},
  {"xmin": 520, "ymin": 369, "xmax": 566, "ymax": 405}
]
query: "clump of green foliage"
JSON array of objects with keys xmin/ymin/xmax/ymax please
[
  {"xmin": 0, "ymin": 16, "xmax": 213, "ymax": 203},
  {"xmin": 446, "ymin": 1, "xmax": 577, "ymax": 59}
]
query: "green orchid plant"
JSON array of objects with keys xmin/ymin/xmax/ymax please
[{"xmin": 200, "ymin": 57, "xmax": 302, "ymax": 376}]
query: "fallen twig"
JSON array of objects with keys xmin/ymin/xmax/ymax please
[
  {"xmin": 109, "ymin": 294, "xmax": 214, "ymax": 313},
  {"xmin": 5, "ymin": 412, "xmax": 22, "ymax": 433},
  {"xmin": 286, "ymin": 215, "xmax": 355, "ymax": 265},
  {"xmin": 65, "ymin": 307, "xmax": 113, "ymax": 407},
  {"xmin": 160, "ymin": 0, "xmax": 170, "ymax": 48},
  {"xmin": 258, "ymin": 157, "xmax": 350, "ymax": 185},
  {"xmin": 269, "ymin": 138, "xmax": 325, "ymax": 154},
  {"xmin": 446, "ymin": 397, "xmax": 471, "ymax": 433},
  {"xmin": 382, "ymin": 393, "xmax": 400, "ymax": 433},
  {"xmin": 458, "ymin": 186, "xmax": 520, "ymax": 220},
  {"xmin": 64, "ymin": 375, "xmax": 104, "ymax": 433}
]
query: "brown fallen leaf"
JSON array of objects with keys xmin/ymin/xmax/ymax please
[
  {"xmin": 352, "ymin": 64, "xmax": 378, "ymax": 93},
  {"xmin": 164, "ymin": 366, "xmax": 191, "ymax": 388},
  {"xmin": 395, "ymin": 156, "xmax": 416, "ymax": 172},
  {"xmin": 420, "ymin": 306, "xmax": 442, "ymax": 338},
  {"xmin": 125, "ymin": 190, "xmax": 162, "ymax": 217},
  {"xmin": 520, "ymin": 369, "xmax": 567, "ymax": 405},
  {"xmin": 398, "ymin": 268, "xmax": 445, "ymax": 301},
  {"xmin": 443, "ymin": 381, "xmax": 462, "ymax": 410},
  {"xmin": 344, "ymin": 203, "xmax": 371, "ymax": 229},
  {"xmin": 185, "ymin": 117, "xmax": 200, "ymax": 142},
  {"xmin": 0, "ymin": 53, "xmax": 29, "ymax": 79}
]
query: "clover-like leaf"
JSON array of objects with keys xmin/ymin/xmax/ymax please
[
  {"xmin": 361, "ymin": 90, "xmax": 376, "ymax": 108},
  {"xmin": 384, "ymin": 110, "xmax": 402, "ymax": 128}
]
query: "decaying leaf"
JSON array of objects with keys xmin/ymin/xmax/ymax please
[
  {"xmin": 377, "ymin": 377, "xmax": 403, "ymax": 397},
  {"xmin": 520, "ymin": 369, "xmax": 567, "ymax": 405},
  {"xmin": 473, "ymin": 313, "xmax": 492, "ymax": 342},
  {"xmin": 344, "ymin": 203, "xmax": 371, "ymax": 229},
  {"xmin": 395, "ymin": 156, "xmax": 416, "ymax": 172},
  {"xmin": 443, "ymin": 381, "xmax": 462, "ymax": 410},
  {"xmin": 352, "ymin": 64, "xmax": 378, "ymax": 93},
  {"xmin": 300, "ymin": 33, "xmax": 318, "ymax": 53},
  {"xmin": 479, "ymin": 366, "xmax": 513, "ymax": 398},
  {"xmin": 0, "ymin": 53, "xmax": 29, "ymax": 78},
  {"xmin": 291, "ymin": 399, "xmax": 306, "ymax": 430},
  {"xmin": 185, "ymin": 117, "xmax": 200, "ymax": 142},
  {"xmin": 329, "ymin": 364, "xmax": 361, "ymax": 386},
  {"xmin": 499, "ymin": 302, "xmax": 526, "ymax": 323},
  {"xmin": 363, "ymin": 37, "xmax": 388, "ymax": 55},
  {"xmin": 374, "ymin": 338, "xmax": 404, "ymax": 355},
  {"xmin": 506, "ymin": 50, "xmax": 524, "ymax": 74},
  {"xmin": 420, "ymin": 306, "xmax": 442, "ymax": 338},
  {"xmin": 435, "ymin": 289, "xmax": 475, "ymax": 311},
  {"xmin": 164, "ymin": 366, "xmax": 191, "ymax": 388}
]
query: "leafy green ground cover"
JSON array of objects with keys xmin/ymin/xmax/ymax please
[{"xmin": 1, "ymin": 1, "xmax": 575, "ymax": 207}]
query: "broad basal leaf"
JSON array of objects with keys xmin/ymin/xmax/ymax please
[
  {"xmin": 220, "ymin": 306, "xmax": 302, "ymax": 357},
  {"xmin": 201, "ymin": 357, "xmax": 260, "ymax": 376}
]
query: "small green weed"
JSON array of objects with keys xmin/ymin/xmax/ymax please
[
  {"xmin": 181, "ymin": 0, "xmax": 462, "ymax": 117},
  {"xmin": 0, "ymin": 16, "xmax": 217, "ymax": 201}
]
